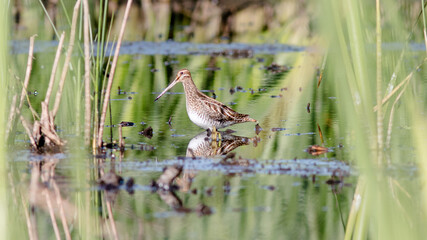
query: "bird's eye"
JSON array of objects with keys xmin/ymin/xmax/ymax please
[{"xmin": 180, "ymin": 72, "xmax": 183, "ymax": 75}]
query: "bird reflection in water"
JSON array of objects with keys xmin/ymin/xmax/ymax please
[
  {"xmin": 177, "ymin": 130, "xmax": 258, "ymax": 192},
  {"xmin": 154, "ymin": 130, "xmax": 258, "ymax": 216}
]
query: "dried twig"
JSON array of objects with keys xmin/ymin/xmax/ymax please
[
  {"xmin": 44, "ymin": 32, "xmax": 65, "ymax": 105},
  {"xmin": 106, "ymin": 201, "xmax": 119, "ymax": 240},
  {"xmin": 20, "ymin": 116, "xmax": 37, "ymax": 149},
  {"xmin": 18, "ymin": 35, "xmax": 36, "ymax": 111},
  {"xmin": 44, "ymin": 189, "xmax": 61, "ymax": 240},
  {"xmin": 21, "ymin": 194, "xmax": 38, "ymax": 240},
  {"xmin": 118, "ymin": 124, "xmax": 124, "ymax": 150},
  {"xmin": 83, "ymin": 0, "xmax": 91, "ymax": 145},
  {"xmin": 97, "ymin": 0, "xmax": 133, "ymax": 147},
  {"xmin": 52, "ymin": 181, "xmax": 71, "ymax": 240},
  {"xmin": 12, "ymin": 36, "xmax": 39, "ymax": 127},
  {"xmin": 52, "ymin": 0, "xmax": 81, "ymax": 117},
  {"xmin": 29, "ymin": 162, "xmax": 41, "ymax": 240}
]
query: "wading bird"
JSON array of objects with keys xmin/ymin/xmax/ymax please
[{"xmin": 155, "ymin": 69, "xmax": 257, "ymax": 133}]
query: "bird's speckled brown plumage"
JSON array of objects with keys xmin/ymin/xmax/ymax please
[{"xmin": 155, "ymin": 69, "xmax": 257, "ymax": 129}]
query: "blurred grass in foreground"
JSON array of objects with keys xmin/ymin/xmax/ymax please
[
  {"xmin": 318, "ymin": 0, "xmax": 427, "ymax": 239},
  {"xmin": 0, "ymin": 0, "xmax": 8, "ymax": 238}
]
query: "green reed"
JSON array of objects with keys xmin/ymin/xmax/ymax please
[
  {"xmin": 0, "ymin": 0, "xmax": 8, "ymax": 238},
  {"xmin": 318, "ymin": 0, "xmax": 427, "ymax": 239}
]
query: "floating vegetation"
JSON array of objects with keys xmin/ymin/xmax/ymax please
[
  {"xmin": 139, "ymin": 126, "xmax": 153, "ymax": 139},
  {"xmin": 263, "ymin": 63, "xmax": 290, "ymax": 74},
  {"xmin": 167, "ymin": 116, "xmax": 173, "ymax": 128},
  {"xmin": 117, "ymin": 86, "xmax": 137, "ymax": 95},
  {"xmin": 306, "ymin": 145, "xmax": 330, "ymax": 156},
  {"xmin": 229, "ymin": 88, "xmax": 235, "ymax": 95},
  {"xmin": 255, "ymin": 124, "xmax": 263, "ymax": 135},
  {"xmin": 121, "ymin": 157, "xmax": 351, "ymax": 177},
  {"xmin": 119, "ymin": 121, "xmax": 135, "ymax": 127}
]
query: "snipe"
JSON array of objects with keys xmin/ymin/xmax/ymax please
[{"xmin": 155, "ymin": 69, "xmax": 257, "ymax": 130}]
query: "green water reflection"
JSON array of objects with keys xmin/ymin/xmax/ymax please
[{"xmin": 11, "ymin": 49, "xmax": 354, "ymax": 239}]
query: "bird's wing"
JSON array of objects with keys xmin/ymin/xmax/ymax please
[{"xmin": 198, "ymin": 94, "xmax": 248, "ymax": 122}]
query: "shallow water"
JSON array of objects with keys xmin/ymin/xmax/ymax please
[
  {"xmin": 8, "ymin": 40, "xmax": 362, "ymax": 239},
  {"xmin": 12, "ymin": 38, "xmax": 425, "ymax": 240}
]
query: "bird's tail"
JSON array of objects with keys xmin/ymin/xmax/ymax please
[{"xmin": 246, "ymin": 116, "xmax": 258, "ymax": 123}]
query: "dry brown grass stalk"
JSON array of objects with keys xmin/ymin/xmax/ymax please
[
  {"xmin": 44, "ymin": 189, "xmax": 61, "ymax": 240},
  {"xmin": 21, "ymin": 194, "xmax": 38, "ymax": 240},
  {"xmin": 118, "ymin": 124, "xmax": 124, "ymax": 150},
  {"xmin": 17, "ymin": 1, "xmax": 84, "ymax": 152},
  {"xmin": 106, "ymin": 201, "xmax": 119, "ymax": 240},
  {"xmin": 44, "ymin": 32, "xmax": 65, "ymax": 105},
  {"xmin": 52, "ymin": 180, "xmax": 71, "ymax": 240},
  {"xmin": 97, "ymin": 0, "xmax": 133, "ymax": 148},
  {"xmin": 20, "ymin": 116, "xmax": 37, "ymax": 148},
  {"xmin": 19, "ymin": 35, "xmax": 36, "ymax": 111},
  {"xmin": 52, "ymin": 0, "xmax": 81, "ymax": 117},
  {"xmin": 14, "ymin": 35, "xmax": 38, "ymax": 121}
]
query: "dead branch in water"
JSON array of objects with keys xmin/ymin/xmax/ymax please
[
  {"xmin": 16, "ymin": 0, "xmax": 81, "ymax": 153},
  {"xmin": 44, "ymin": 32, "xmax": 65, "ymax": 105},
  {"xmin": 97, "ymin": 0, "xmax": 133, "ymax": 148},
  {"xmin": 19, "ymin": 35, "xmax": 36, "ymax": 112},
  {"xmin": 52, "ymin": 0, "xmax": 81, "ymax": 117}
]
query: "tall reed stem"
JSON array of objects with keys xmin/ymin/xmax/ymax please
[
  {"xmin": 97, "ymin": 0, "xmax": 133, "ymax": 148},
  {"xmin": 52, "ymin": 0, "xmax": 81, "ymax": 117},
  {"xmin": 44, "ymin": 33, "xmax": 65, "ymax": 105},
  {"xmin": 83, "ymin": 0, "xmax": 91, "ymax": 145},
  {"xmin": 376, "ymin": 0, "xmax": 383, "ymax": 166}
]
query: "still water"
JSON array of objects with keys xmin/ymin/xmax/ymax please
[{"xmin": 11, "ymin": 42, "xmax": 354, "ymax": 239}]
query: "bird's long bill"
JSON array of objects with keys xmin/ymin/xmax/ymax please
[{"xmin": 154, "ymin": 77, "xmax": 179, "ymax": 102}]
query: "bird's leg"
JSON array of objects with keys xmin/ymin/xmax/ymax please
[
  {"xmin": 210, "ymin": 126, "xmax": 222, "ymax": 149},
  {"xmin": 210, "ymin": 126, "xmax": 222, "ymax": 142}
]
